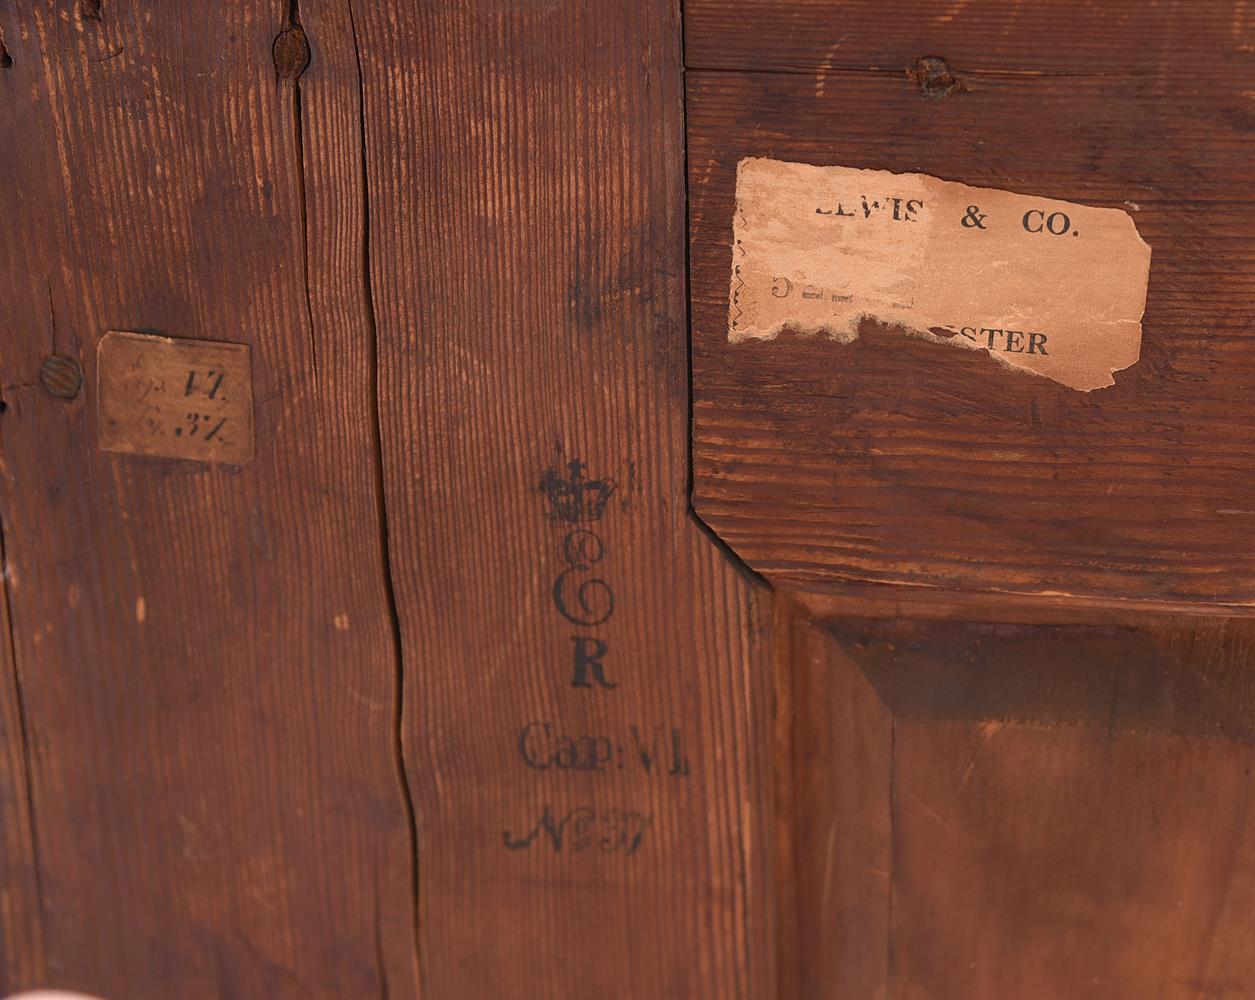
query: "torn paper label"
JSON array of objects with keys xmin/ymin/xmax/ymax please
[
  {"xmin": 729, "ymin": 158, "xmax": 1151, "ymax": 391},
  {"xmin": 98, "ymin": 331, "xmax": 254, "ymax": 464}
]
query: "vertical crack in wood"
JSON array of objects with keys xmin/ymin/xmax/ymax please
[
  {"xmin": 886, "ymin": 715, "xmax": 898, "ymax": 993},
  {"xmin": 372, "ymin": 863, "xmax": 391, "ymax": 1000},
  {"xmin": 0, "ymin": 482, "xmax": 48, "ymax": 979},
  {"xmin": 284, "ymin": 0, "xmax": 318, "ymax": 383},
  {"xmin": 45, "ymin": 278, "xmax": 57, "ymax": 356},
  {"xmin": 0, "ymin": 289, "xmax": 55, "ymax": 979},
  {"xmin": 346, "ymin": 0, "xmax": 422, "ymax": 991}
]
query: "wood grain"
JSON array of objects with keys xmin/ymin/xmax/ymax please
[
  {"xmin": 0, "ymin": 2, "xmax": 775, "ymax": 995},
  {"xmin": 0, "ymin": 2, "xmax": 417, "ymax": 994},
  {"xmin": 685, "ymin": 14, "xmax": 1255, "ymax": 987},
  {"xmin": 9, "ymin": 2, "xmax": 1249, "ymax": 997},
  {"xmin": 779, "ymin": 603, "xmax": 893, "ymax": 1000},
  {"xmin": 685, "ymin": 0, "xmax": 1253, "ymax": 78},
  {"xmin": 349, "ymin": 3, "xmax": 775, "ymax": 998},
  {"xmin": 892, "ymin": 719, "xmax": 1255, "ymax": 999},
  {"xmin": 0, "ymin": 531, "xmax": 43, "ymax": 995},
  {"xmin": 828, "ymin": 615, "xmax": 1255, "ymax": 739},
  {"xmin": 687, "ymin": 1, "xmax": 1255, "ymax": 613},
  {"xmin": 775, "ymin": 608, "xmax": 1255, "ymax": 998}
]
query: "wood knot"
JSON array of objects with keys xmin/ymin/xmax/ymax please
[
  {"xmin": 40, "ymin": 356, "xmax": 82, "ymax": 400},
  {"xmin": 272, "ymin": 25, "xmax": 310, "ymax": 80},
  {"xmin": 909, "ymin": 55, "xmax": 964, "ymax": 99}
]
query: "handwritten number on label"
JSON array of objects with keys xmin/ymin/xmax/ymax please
[
  {"xmin": 172, "ymin": 412, "xmax": 229, "ymax": 441},
  {"xmin": 185, "ymin": 369, "xmax": 227, "ymax": 400}
]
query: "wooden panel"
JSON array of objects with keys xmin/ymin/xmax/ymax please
[
  {"xmin": 829, "ymin": 616, "xmax": 1255, "ymax": 738},
  {"xmin": 0, "ymin": 541, "xmax": 43, "ymax": 994},
  {"xmin": 783, "ymin": 609, "xmax": 1255, "ymax": 999},
  {"xmin": 687, "ymin": 23, "xmax": 1255, "ymax": 610},
  {"xmin": 686, "ymin": 0, "xmax": 1252, "ymax": 78},
  {"xmin": 0, "ymin": 2, "xmax": 417, "ymax": 994},
  {"xmin": 784, "ymin": 611, "xmax": 1255, "ymax": 998},
  {"xmin": 352, "ymin": 3, "xmax": 774, "ymax": 998},
  {"xmin": 779, "ymin": 605, "xmax": 892, "ymax": 1000},
  {"xmin": 892, "ymin": 720, "xmax": 1255, "ymax": 999}
]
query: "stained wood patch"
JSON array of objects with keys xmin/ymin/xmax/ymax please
[{"xmin": 97, "ymin": 331, "xmax": 254, "ymax": 464}]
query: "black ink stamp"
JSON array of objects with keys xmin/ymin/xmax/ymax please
[
  {"xmin": 539, "ymin": 458, "xmax": 619, "ymax": 689},
  {"xmin": 503, "ymin": 804, "xmax": 653, "ymax": 856},
  {"xmin": 539, "ymin": 460, "xmax": 615, "ymax": 523}
]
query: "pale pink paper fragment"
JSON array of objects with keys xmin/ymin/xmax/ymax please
[{"xmin": 729, "ymin": 158, "xmax": 1151, "ymax": 391}]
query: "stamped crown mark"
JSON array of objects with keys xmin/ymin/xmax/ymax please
[{"xmin": 539, "ymin": 460, "xmax": 616, "ymax": 523}]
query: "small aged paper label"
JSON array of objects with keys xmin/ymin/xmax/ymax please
[
  {"xmin": 98, "ymin": 331, "xmax": 254, "ymax": 464},
  {"xmin": 729, "ymin": 158, "xmax": 1151, "ymax": 391}
]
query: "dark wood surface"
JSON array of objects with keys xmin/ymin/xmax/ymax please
[
  {"xmin": 891, "ymin": 717, "xmax": 1255, "ymax": 999},
  {"xmin": 3, "ymin": 1, "xmax": 1254, "ymax": 997},
  {"xmin": 685, "ymin": 0, "xmax": 1253, "ymax": 78},
  {"xmin": 776, "ymin": 608, "xmax": 1255, "ymax": 999},
  {"xmin": 0, "ymin": 554, "xmax": 43, "ymax": 994},
  {"xmin": 687, "ymin": 0, "xmax": 1255, "ymax": 612},
  {"xmin": 0, "ymin": 2, "xmax": 773, "ymax": 997},
  {"xmin": 0, "ymin": 2, "xmax": 414, "ymax": 996},
  {"xmin": 687, "ymin": 3, "xmax": 1255, "ymax": 998},
  {"xmin": 829, "ymin": 615, "xmax": 1255, "ymax": 738},
  {"xmin": 776, "ymin": 604, "xmax": 892, "ymax": 1000},
  {"xmin": 351, "ymin": 4, "xmax": 773, "ymax": 997}
]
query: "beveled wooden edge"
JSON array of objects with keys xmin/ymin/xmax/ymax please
[{"xmin": 782, "ymin": 577, "xmax": 1253, "ymax": 627}]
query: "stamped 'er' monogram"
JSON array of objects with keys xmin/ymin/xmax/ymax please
[{"xmin": 539, "ymin": 460, "xmax": 618, "ymax": 689}]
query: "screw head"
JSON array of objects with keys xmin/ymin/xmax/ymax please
[
  {"xmin": 40, "ymin": 355, "xmax": 82, "ymax": 399},
  {"xmin": 911, "ymin": 55, "xmax": 961, "ymax": 99}
]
